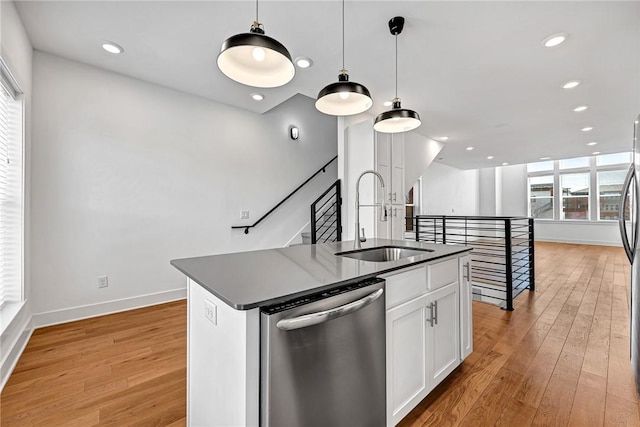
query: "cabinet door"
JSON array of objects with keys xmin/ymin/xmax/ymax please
[
  {"xmin": 459, "ymin": 256, "xmax": 473, "ymax": 360},
  {"xmin": 386, "ymin": 295, "xmax": 429, "ymax": 427},
  {"xmin": 390, "ymin": 206, "xmax": 405, "ymax": 240},
  {"xmin": 427, "ymin": 283, "xmax": 460, "ymax": 386},
  {"xmin": 391, "ymin": 166, "xmax": 404, "ymax": 205},
  {"xmin": 391, "ymin": 133, "xmax": 404, "ymax": 168}
]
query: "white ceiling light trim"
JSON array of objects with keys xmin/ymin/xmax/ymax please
[
  {"xmin": 573, "ymin": 105, "xmax": 589, "ymax": 112},
  {"xmin": 542, "ymin": 33, "xmax": 568, "ymax": 47},
  {"xmin": 102, "ymin": 41, "xmax": 123, "ymax": 54},
  {"xmin": 295, "ymin": 57, "xmax": 313, "ymax": 69},
  {"xmin": 562, "ymin": 80, "xmax": 581, "ymax": 89}
]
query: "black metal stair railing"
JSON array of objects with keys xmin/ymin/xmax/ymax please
[
  {"xmin": 231, "ymin": 156, "xmax": 337, "ymax": 234},
  {"xmin": 413, "ymin": 215, "xmax": 535, "ymax": 311},
  {"xmin": 310, "ymin": 179, "xmax": 342, "ymax": 244}
]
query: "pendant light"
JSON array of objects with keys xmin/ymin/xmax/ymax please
[
  {"xmin": 374, "ymin": 17, "xmax": 421, "ymax": 133},
  {"xmin": 217, "ymin": 0, "xmax": 295, "ymax": 88},
  {"xmin": 315, "ymin": 0, "xmax": 373, "ymax": 116}
]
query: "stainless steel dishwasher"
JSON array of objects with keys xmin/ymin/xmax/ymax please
[{"xmin": 260, "ymin": 277, "xmax": 386, "ymax": 427}]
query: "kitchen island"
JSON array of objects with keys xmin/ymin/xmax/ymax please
[{"xmin": 171, "ymin": 239, "xmax": 473, "ymax": 427}]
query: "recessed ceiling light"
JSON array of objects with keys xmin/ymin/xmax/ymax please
[
  {"xmin": 542, "ymin": 33, "xmax": 568, "ymax": 48},
  {"xmin": 562, "ymin": 80, "xmax": 581, "ymax": 89},
  {"xmin": 573, "ymin": 105, "xmax": 589, "ymax": 112},
  {"xmin": 251, "ymin": 93, "xmax": 264, "ymax": 101},
  {"xmin": 383, "ymin": 100, "xmax": 393, "ymax": 107},
  {"xmin": 466, "ymin": 146, "xmax": 474, "ymax": 151},
  {"xmin": 294, "ymin": 56, "xmax": 313, "ymax": 69},
  {"xmin": 439, "ymin": 136, "xmax": 449, "ymax": 141},
  {"xmin": 102, "ymin": 42, "xmax": 124, "ymax": 54},
  {"xmin": 502, "ymin": 162, "xmax": 509, "ymax": 166},
  {"xmin": 581, "ymin": 126, "xmax": 594, "ymax": 132},
  {"xmin": 487, "ymin": 156, "xmax": 494, "ymax": 160},
  {"xmin": 540, "ymin": 157, "xmax": 551, "ymax": 160},
  {"xmin": 592, "ymin": 151, "xmax": 601, "ymax": 155},
  {"xmin": 586, "ymin": 141, "xmax": 598, "ymax": 146}
]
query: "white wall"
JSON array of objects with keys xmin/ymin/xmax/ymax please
[
  {"xmin": 30, "ymin": 52, "xmax": 337, "ymax": 324},
  {"xmin": 0, "ymin": 0, "xmax": 33, "ymax": 390},
  {"xmin": 535, "ymin": 221, "xmax": 622, "ymax": 246},
  {"xmin": 479, "ymin": 168, "xmax": 498, "ymax": 216},
  {"xmin": 500, "ymin": 164, "xmax": 528, "ymax": 216},
  {"xmin": 403, "ymin": 133, "xmax": 443, "ymax": 192},
  {"xmin": 421, "ymin": 162, "xmax": 479, "ymax": 215}
]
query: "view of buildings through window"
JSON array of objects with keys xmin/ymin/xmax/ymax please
[{"xmin": 528, "ymin": 153, "xmax": 631, "ymax": 221}]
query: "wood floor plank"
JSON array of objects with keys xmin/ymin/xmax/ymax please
[{"xmin": 568, "ymin": 371, "xmax": 607, "ymax": 427}]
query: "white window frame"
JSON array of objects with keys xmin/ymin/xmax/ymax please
[{"xmin": 0, "ymin": 58, "xmax": 25, "ymax": 311}]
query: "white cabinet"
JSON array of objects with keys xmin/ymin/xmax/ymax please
[
  {"xmin": 383, "ymin": 255, "xmax": 471, "ymax": 427},
  {"xmin": 427, "ymin": 283, "xmax": 459, "ymax": 386},
  {"xmin": 459, "ymin": 255, "xmax": 473, "ymax": 359},
  {"xmin": 376, "ymin": 132, "xmax": 405, "ymax": 240},
  {"xmin": 386, "ymin": 294, "xmax": 429, "ymax": 424}
]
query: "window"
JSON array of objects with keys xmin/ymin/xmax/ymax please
[
  {"xmin": 559, "ymin": 156, "xmax": 590, "ymax": 169},
  {"xmin": 598, "ymin": 170, "xmax": 629, "ymax": 220},
  {"xmin": 527, "ymin": 152, "xmax": 631, "ymax": 221},
  {"xmin": 0, "ymin": 62, "xmax": 24, "ymax": 310},
  {"xmin": 597, "ymin": 152, "xmax": 632, "ymax": 167},
  {"xmin": 529, "ymin": 175, "xmax": 554, "ymax": 219},
  {"xmin": 527, "ymin": 161, "xmax": 553, "ymax": 173},
  {"xmin": 561, "ymin": 173, "xmax": 589, "ymax": 219}
]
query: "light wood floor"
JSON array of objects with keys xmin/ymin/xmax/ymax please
[{"xmin": 1, "ymin": 242, "xmax": 639, "ymax": 426}]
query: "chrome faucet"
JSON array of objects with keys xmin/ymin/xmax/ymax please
[{"xmin": 354, "ymin": 170, "xmax": 388, "ymax": 249}]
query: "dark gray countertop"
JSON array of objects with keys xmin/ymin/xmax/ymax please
[{"xmin": 170, "ymin": 239, "xmax": 471, "ymax": 310}]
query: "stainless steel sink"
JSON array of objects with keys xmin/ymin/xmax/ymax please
[{"xmin": 335, "ymin": 246, "xmax": 434, "ymax": 262}]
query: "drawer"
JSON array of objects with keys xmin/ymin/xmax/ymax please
[
  {"xmin": 381, "ymin": 264, "xmax": 428, "ymax": 309},
  {"xmin": 427, "ymin": 258, "xmax": 459, "ymax": 291}
]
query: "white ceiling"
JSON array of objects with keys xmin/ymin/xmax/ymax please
[{"xmin": 14, "ymin": 0, "xmax": 640, "ymax": 170}]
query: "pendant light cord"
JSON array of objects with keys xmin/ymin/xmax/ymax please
[
  {"xmin": 342, "ymin": 0, "xmax": 345, "ymax": 71},
  {"xmin": 395, "ymin": 34, "xmax": 398, "ymax": 98},
  {"xmin": 256, "ymin": 0, "xmax": 259, "ymax": 22}
]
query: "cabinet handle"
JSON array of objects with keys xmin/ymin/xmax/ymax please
[
  {"xmin": 433, "ymin": 300, "xmax": 438, "ymax": 325},
  {"xmin": 426, "ymin": 304, "xmax": 434, "ymax": 327},
  {"xmin": 464, "ymin": 262, "xmax": 470, "ymax": 280},
  {"xmin": 392, "ymin": 192, "xmax": 397, "ymax": 202}
]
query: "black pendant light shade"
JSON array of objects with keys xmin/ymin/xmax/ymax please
[
  {"xmin": 374, "ymin": 17, "xmax": 421, "ymax": 133},
  {"xmin": 316, "ymin": 71, "xmax": 373, "ymax": 116},
  {"xmin": 217, "ymin": 22, "xmax": 295, "ymax": 88},
  {"xmin": 374, "ymin": 99, "xmax": 421, "ymax": 133},
  {"xmin": 315, "ymin": 0, "xmax": 373, "ymax": 116}
]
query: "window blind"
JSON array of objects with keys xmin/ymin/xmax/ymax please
[{"xmin": 0, "ymin": 66, "xmax": 24, "ymax": 310}]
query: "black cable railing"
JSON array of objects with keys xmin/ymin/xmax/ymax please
[
  {"xmin": 413, "ymin": 215, "xmax": 535, "ymax": 311},
  {"xmin": 311, "ymin": 180, "xmax": 341, "ymax": 244},
  {"xmin": 231, "ymin": 156, "xmax": 338, "ymax": 234}
]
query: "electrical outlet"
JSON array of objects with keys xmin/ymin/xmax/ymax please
[
  {"xmin": 204, "ymin": 299, "xmax": 217, "ymax": 325},
  {"xmin": 241, "ymin": 210, "xmax": 250, "ymax": 219},
  {"xmin": 98, "ymin": 275, "xmax": 108, "ymax": 288}
]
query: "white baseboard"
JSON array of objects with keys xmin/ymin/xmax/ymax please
[
  {"xmin": 536, "ymin": 237, "xmax": 622, "ymax": 247},
  {"xmin": 32, "ymin": 288, "xmax": 186, "ymax": 329},
  {"xmin": 1, "ymin": 302, "xmax": 33, "ymax": 391}
]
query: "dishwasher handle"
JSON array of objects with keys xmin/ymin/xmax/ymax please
[{"xmin": 276, "ymin": 288, "xmax": 384, "ymax": 331}]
